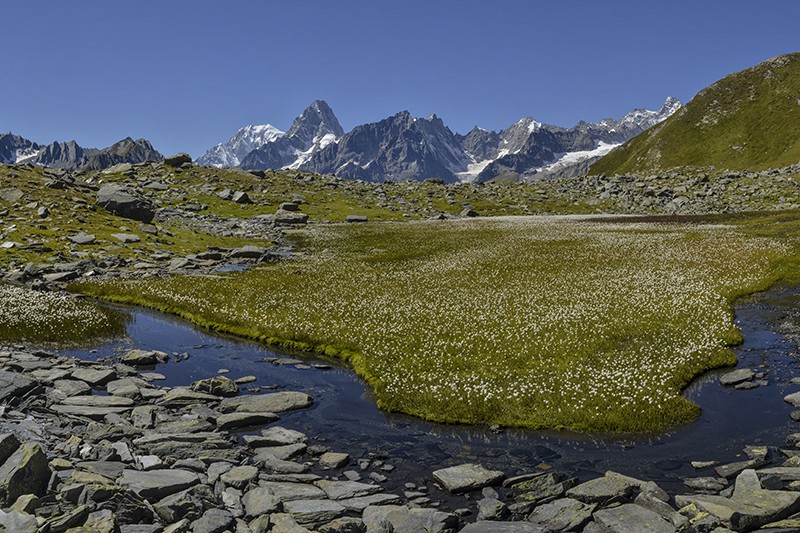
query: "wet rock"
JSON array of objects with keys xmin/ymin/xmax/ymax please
[
  {"xmin": 476, "ymin": 496, "xmax": 508, "ymax": 520},
  {"xmin": 319, "ymin": 452, "xmax": 350, "ymax": 469},
  {"xmin": 362, "ymin": 505, "xmax": 458, "ymax": 533},
  {"xmin": 719, "ymin": 368, "xmax": 755, "ymax": 386},
  {"xmin": 432, "ymin": 463, "xmax": 504, "ymax": 493},
  {"xmin": 565, "ymin": 472, "xmax": 636, "ymax": 504},
  {"xmin": 121, "ymin": 349, "xmax": 166, "ymax": 366},
  {"xmin": 241, "ymin": 487, "xmax": 283, "ymax": 518},
  {"xmin": 676, "ymin": 469, "xmax": 800, "ymax": 531},
  {"xmin": 191, "ymin": 376, "xmax": 239, "ymax": 397},
  {"xmin": 118, "ymin": 468, "xmax": 201, "ymax": 501},
  {"xmin": 216, "ymin": 411, "xmax": 278, "ymax": 431},
  {"xmin": 684, "ymin": 476, "xmax": 728, "ymax": 493},
  {"xmin": 283, "ymin": 499, "xmax": 346, "ymax": 525},
  {"xmin": 593, "ymin": 503, "xmax": 676, "ymax": 533},
  {"xmin": 0, "ymin": 442, "xmax": 50, "ymax": 505},
  {"xmin": 315, "ymin": 480, "xmax": 381, "ymax": 500},
  {"xmin": 96, "ymin": 184, "xmax": 155, "ymax": 223},
  {"xmin": 219, "ymin": 391, "xmax": 312, "ymax": 413},
  {"xmin": 244, "ymin": 426, "xmax": 307, "ymax": 448},
  {"xmin": 527, "ymin": 497, "xmax": 595, "ymax": 530}
]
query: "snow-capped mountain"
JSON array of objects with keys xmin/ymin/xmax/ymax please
[
  {"xmin": 469, "ymin": 97, "xmax": 683, "ymax": 182},
  {"xmin": 0, "ymin": 133, "xmax": 162, "ymax": 170},
  {"xmin": 302, "ymin": 112, "xmax": 471, "ymax": 182},
  {"xmin": 238, "ymin": 100, "xmax": 344, "ymax": 171},
  {"xmin": 196, "ymin": 97, "xmax": 681, "ymax": 183},
  {"xmin": 196, "ymin": 124, "xmax": 284, "ymax": 168}
]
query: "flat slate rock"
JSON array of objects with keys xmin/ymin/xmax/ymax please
[
  {"xmin": 70, "ymin": 368, "xmax": 116, "ymax": 387},
  {"xmin": 60, "ymin": 395, "xmax": 134, "ymax": 407},
  {"xmin": 720, "ymin": 368, "xmax": 755, "ymax": 386},
  {"xmin": 432, "ymin": 463, "xmax": 505, "ymax": 493},
  {"xmin": 362, "ymin": 505, "xmax": 459, "ymax": 533},
  {"xmin": 0, "ymin": 371, "xmax": 35, "ymax": 402},
  {"xmin": 257, "ymin": 481, "xmax": 325, "ymax": 502},
  {"xmin": 528, "ymin": 497, "xmax": 596, "ymax": 531},
  {"xmin": 593, "ymin": 503, "xmax": 676, "ymax": 533},
  {"xmin": 459, "ymin": 522, "xmax": 547, "ymax": 533},
  {"xmin": 675, "ymin": 469, "xmax": 800, "ymax": 531},
  {"xmin": 50, "ymin": 405, "xmax": 132, "ymax": 419},
  {"xmin": 219, "ymin": 391, "xmax": 313, "ymax": 413},
  {"xmin": 117, "ymin": 469, "xmax": 200, "ymax": 501},
  {"xmin": 315, "ymin": 480, "xmax": 382, "ymax": 500},
  {"xmin": 241, "ymin": 487, "xmax": 282, "ymax": 518},
  {"xmin": 282, "ymin": 499, "xmax": 346, "ymax": 525},
  {"xmin": 244, "ymin": 426, "xmax": 307, "ymax": 448},
  {"xmin": 216, "ymin": 411, "xmax": 278, "ymax": 431},
  {"xmin": 566, "ymin": 473, "xmax": 637, "ymax": 504}
]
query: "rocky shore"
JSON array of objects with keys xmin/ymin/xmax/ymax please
[{"xmin": 0, "ymin": 345, "xmax": 799, "ymax": 533}]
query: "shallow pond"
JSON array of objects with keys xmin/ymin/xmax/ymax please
[{"xmin": 62, "ymin": 285, "xmax": 800, "ymax": 497}]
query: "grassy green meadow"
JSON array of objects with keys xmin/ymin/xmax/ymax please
[{"xmin": 74, "ymin": 214, "xmax": 800, "ymax": 432}]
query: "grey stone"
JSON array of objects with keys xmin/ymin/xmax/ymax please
[
  {"xmin": 230, "ymin": 245, "xmax": 268, "ymax": 259},
  {"xmin": 675, "ymin": 469, "xmax": 800, "ymax": 531},
  {"xmin": 216, "ymin": 411, "xmax": 278, "ymax": 431},
  {"xmin": 283, "ymin": 499, "xmax": 346, "ymax": 525},
  {"xmin": 0, "ymin": 509, "xmax": 38, "ymax": 533},
  {"xmin": 719, "ymin": 368, "xmax": 755, "ymax": 386},
  {"xmin": 256, "ymin": 453, "xmax": 308, "ymax": 474},
  {"xmin": 477, "ymin": 497, "xmax": 508, "ymax": 520},
  {"xmin": 165, "ymin": 153, "xmax": 192, "ymax": 167},
  {"xmin": 715, "ymin": 459, "xmax": 763, "ymax": 479},
  {"xmin": 565, "ymin": 473, "xmax": 636, "ymax": 504},
  {"xmin": 232, "ymin": 191, "xmax": 253, "ymax": 204},
  {"xmin": 242, "ymin": 487, "xmax": 283, "ymax": 518},
  {"xmin": 191, "ymin": 508, "xmax": 234, "ymax": 533},
  {"xmin": 0, "ymin": 443, "xmax": 50, "ymax": 505},
  {"xmin": 218, "ymin": 391, "xmax": 313, "ymax": 413},
  {"xmin": 220, "ymin": 465, "xmax": 259, "ymax": 489},
  {"xmin": 684, "ymin": 477, "xmax": 729, "ymax": 492},
  {"xmin": 459, "ymin": 523, "xmax": 545, "ymax": 533},
  {"xmin": 432, "ymin": 463, "xmax": 504, "ymax": 493},
  {"xmin": 61, "ymin": 394, "xmax": 135, "ymax": 407},
  {"xmin": 527, "ymin": 497, "xmax": 595, "ymax": 530},
  {"xmin": 362, "ymin": 505, "xmax": 458, "ymax": 533},
  {"xmin": 315, "ymin": 480, "xmax": 381, "ymax": 500},
  {"xmin": 784, "ymin": 390, "xmax": 800, "ymax": 408},
  {"xmin": 191, "ymin": 376, "xmax": 238, "ymax": 397},
  {"xmin": 0, "ymin": 433, "xmax": 21, "ymax": 465},
  {"xmin": 71, "ymin": 367, "xmax": 116, "ymax": 386},
  {"xmin": 345, "ymin": 215, "xmax": 368, "ymax": 223},
  {"xmin": 317, "ymin": 517, "xmax": 366, "ymax": 533},
  {"xmin": 319, "ymin": 452, "xmax": 350, "ymax": 469},
  {"xmin": 338, "ymin": 493, "xmax": 401, "ymax": 513},
  {"xmin": 68, "ymin": 231, "xmax": 96, "ymax": 244},
  {"xmin": 594, "ymin": 504, "xmax": 675, "ymax": 533},
  {"xmin": 96, "ymin": 184, "xmax": 155, "ymax": 223},
  {"xmin": 53, "ymin": 379, "xmax": 91, "ymax": 397},
  {"xmin": 0, "ymin": 371, "xmax": 35, "ymax": 402},
  {"xmin": 121, "ymin": 349, "xmax": 165, "ymax": 365},
  {"xmin": 245, "ymin": 426, "xmax": 307, "ymax": 447},
  {"xmin": 157, "ymin": 388, "xmax": 219, "ymax": 407},
  {"xmin": 118, "ymin": 468, "xmax": 200, "ymax": 501},
  {"xmin": 112, "ymin": 233, "xmax": 141, "ymax": 243},
  {"xmin": 257, "ymin": 481, "xmax": 325, "ymax": 502}
]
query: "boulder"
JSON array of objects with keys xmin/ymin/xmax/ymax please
[
  {"xmin": 241, "ymin": 487, "xmax": 283, "ymax": 518},
  {"xmin": 219, "ymin": 391, "xmax": 312, "ymax": 413},
  {"xmin": 283, "ymin": 499, "xmax": 346, "ymax": 525},
  {"xmin": 164, "ymin": 153, "xmax": 193, "ymax": 167},
  {"xmin": 219, "ymin": 465, "xmax": 258, "ymax": 490},
  {"xmin": 0, "ymin": 509, "xmax": 38, "ymax": 533},
  {"xmin": 719, "ymin": 368, "xmax": 755, "ymax": 386},
  {"xmin": 232, "ymin": 191, "xmax": 253, "ymax": 204},
  {"xmin": 96, "ymin": 184, "xmax": 155, "ymax": 223},
  {"xmin": 0, "ymin": 443, "xmax": 50, "ymax": 506},
  {"xmin": 216, "ymin": 412, "xmax": 278, "ymax": 431},
  {"xmin": 117, "ymin": 469, "xmax": 200, "ymax": 501},
  {"xmin": 120, "ymin": 349, "xmax": 165, "ymax": 366},
  {"xmin": 566, "ymin": 473, "xmax": 637, "ymax": 504},
  {"xmin": 71, "ymin": 367, "xmax": 116, "ymax": 387},
  {"xmin": 319, "ymin": 452, "xmax": 350, "ymax": 469},
  {"xmin": 593, "ymin": 503, "xmax": 676, "ymax": 533},
  {"xmin": 362, "ymin": 505, "xmax": 458, "ymax": 533},
  {"xmin": 191, "ymin": 508, "xmax": 234, "ymax": 533},
  {"xmin": 528, "ymin": 497, "xmax": 595, "ymax": 530},
  {"xmin": 68, "ymin": 232, "xmax": 96, "ymax": 244},
  {"xmin": 675, "ymin": 469, "xmax": 800, "ymax": 531},
  {"xmin": 245, "ymin": 426, "xmax": 307, "ymax": 447},
  {"xmin": 432, "ymin": 463, "xmax": 504, "ymax": 493},
  {"xmin": 0, "ymin": 371, "xmax": 35, "ymax": 402},
  {"xmin": 191, "ymin": 376, "xmax": 238, "ymax": 397}
]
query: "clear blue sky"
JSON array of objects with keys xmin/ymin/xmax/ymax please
[{"xmin": 2, "ymin": 1, "xmax": 799, "ymax": 157}]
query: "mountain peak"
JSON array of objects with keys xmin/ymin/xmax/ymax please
[{"xmin": 287, "ymin": 100, "xmax": 344, "ymax": 140}]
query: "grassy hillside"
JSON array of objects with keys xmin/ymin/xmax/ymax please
[{"xmin": 590, "ymin": 52, "xmax": 800, "ymax": 175}]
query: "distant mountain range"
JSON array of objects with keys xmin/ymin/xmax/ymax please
[
  {"xmin": 0, "ymin": 134, "xmax": 163, "ymax": 171},
  {"xmin": 198, "ymin": 98, "xmax": 681, "ymax": 183},
  {"xmin": 590, "ymin": 52, "xmax": 800, "ymax": 175}
]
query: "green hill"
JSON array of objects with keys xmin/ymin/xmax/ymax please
[{"xmin": 590, "ymin": 52, "xmax": 800, "ymax": 175}]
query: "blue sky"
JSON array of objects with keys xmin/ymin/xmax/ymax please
[{"xmin": 2, "ymin": 1, "xmax": 799, "ymax": 157}]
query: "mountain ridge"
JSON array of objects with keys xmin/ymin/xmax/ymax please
[{"xmin": 590, "ymin": 53, "xmax": 800, "ymax": 175}]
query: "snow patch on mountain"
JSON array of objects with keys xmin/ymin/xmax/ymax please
[{"xmin": 197, "ymin": 124, "xmax": 285, "ymax": 168}]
